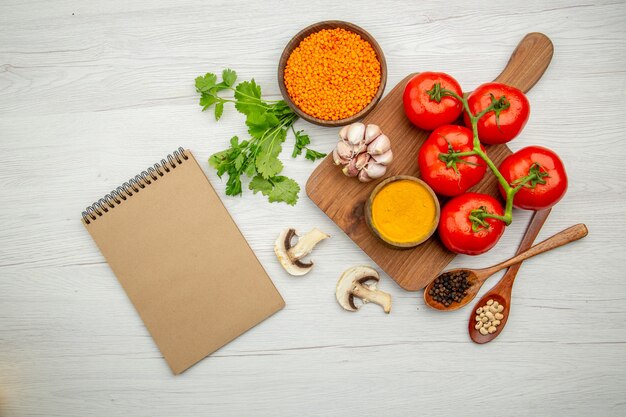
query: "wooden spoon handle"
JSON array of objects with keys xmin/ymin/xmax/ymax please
[
  {"xmin": 489, "ymin": 223, "xmax": 588, "ymax": 273},
  {"xmin": 500, "ymin": 209, "xmax": 552, "ymax": 282},
  {"xmin": 493, "ymin": 32, "xmax": 554, "ymax": 93}
]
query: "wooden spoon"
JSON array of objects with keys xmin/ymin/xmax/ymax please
[
  {"xmin": 424, "ymin": 222, "xmax": 588, "ymax": 311},
  {"xmin": 468, "ymin": 209, "xmax": 549, "ymax": 343}
]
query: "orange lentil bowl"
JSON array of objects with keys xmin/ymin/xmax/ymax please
[{"xmin": 278, "ymin": 21, "xmax": 387, "ymax": 127}]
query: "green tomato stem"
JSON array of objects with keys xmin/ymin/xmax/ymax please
[
  {"xmin": 445, "ymin": 150, "xmax": 477, "ymax": 158},
  {"xmin": 439, "ymin": 88, "xmax": 517, "ymax": 226}
]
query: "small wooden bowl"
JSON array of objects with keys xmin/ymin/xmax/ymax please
[
  {"xmin": 277, "ymin": 21, "xmax": 387, "ymax": 127},
  {"xmin": 365, "ymin": 176, "xmax": 441, "ymax": 249}
]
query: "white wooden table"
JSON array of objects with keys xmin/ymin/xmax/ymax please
[{"xmin": 2, "ymin": 1, "xmax": 626, "ymax": 416}]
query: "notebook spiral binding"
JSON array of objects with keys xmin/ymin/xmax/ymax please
[{"xmin": 82, "ymin": 147, "xmax": 189, "ymax": 224}]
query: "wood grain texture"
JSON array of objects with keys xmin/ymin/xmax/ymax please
[
  {"xmin": 484, "ymin": 223, "xmax": 588, "ymax": 274},
  {"xmin": 1, "ymin": 1, "xmax": 626, "ymax": 417},
  {"xmin": 307, "ymin": 33, "xmax": 553, "ymax": 291}
]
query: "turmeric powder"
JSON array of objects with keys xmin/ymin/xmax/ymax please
[
  {"xmin": 284, "ymin": 28, "xmax": 381, "ymax": 121},
  {"xmin": 371, "ymin": 179, "xmax": 438, "ymax": 245}
]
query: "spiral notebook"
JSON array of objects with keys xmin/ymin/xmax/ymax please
[{"xmin": 82, "ymin": 148, "xmax": 285, "ymax": 374}]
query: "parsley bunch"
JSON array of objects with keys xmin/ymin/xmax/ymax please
[{"xmin": 195, "ymin": 69, "xmax": 325, "ymax": 205}]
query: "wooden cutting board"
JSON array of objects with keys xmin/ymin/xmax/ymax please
[{"xmin": 306, "ymin": 33, "xmax": 554, "ymax": 291}]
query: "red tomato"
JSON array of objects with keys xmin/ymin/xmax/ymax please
[
  {"xmin": 438, "ymin": 193, "xmax": 505, "ymax": 255},
  {"xmin": 418, "ymin": 125, "xmax": 487, "ymax": 196},
  {"xmin": 499, "ymin": 146, "xmax": 568, "ymax": 210},
  {"xmin": 403, "ymin": 72, "xmax": 463, "ymax": 131},
  {"xmin": 463, "ymin": 82, "xmax": 530, "ymax": 144}
]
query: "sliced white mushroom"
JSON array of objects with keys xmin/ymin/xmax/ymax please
[
  {"xmin": 335, "ymin": 266, "xmax": 392, "ymax": 313},
  {"xmin": 289, "ymin": 228, "xmax": 329, "ymax": 260},
  {"xmin": 275, "ymin": 228, "xmax": 330, "ymax": 276}
]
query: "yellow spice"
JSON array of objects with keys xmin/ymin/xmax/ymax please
[{"xmin": 371, "ymin": 180, "xmax": 437, "ymax": 244}]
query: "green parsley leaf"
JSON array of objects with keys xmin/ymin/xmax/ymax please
[
  {"xmin": 271, "ymin": 101, "xmax": 293, "ymax": 116},
  {"xmin": 195, "ymin": 73, "xmax": 217, "ymax": 93},
  {"xmin": 256, "ymin": 150, "xmax": 284, "ymax": 178},
  {"xmin": 268, "ymin": 176, "xmax": 300, "ymax": 206},
  {"xmin": 215, "ymin": 102, "xmax": 224, "ymax": 120},
  {"xmin": 255, "ymin": 126, "xmax": 286, "ymax": 178},
  {"xmin": 249, "ymin": 175, "xmax": 273, "ymax": 196},
  {"xmin": 225, "ymin": 172, "xmax": 242, "ymax": 196},
  {"xmin": 292, "ymin": 130, "xmax": 310, "ymax": 157},
  {"xmin": 244, "ymin": 161, "xmax": 257, "ymax": 177},
  {"xmin": 222, "ymin": 69, "xmax": 237, "ymax": 87},
  {"xmin": 199, "ymin": 94, "xmax": 216, "ymax": 110},
  {"xmin": 234, "ymin": 154, "xmax": 245, "ymax": 171},
  {"xmin": 208, "ymin": 151, "xmax": 226, "ymax": 172},
  {"xmin": 214, "ymin": 82, "xmax": 229, "ymax": 92},
  {"xmin": 234, "ymin": 80, "xmax": 263, "ymax": 115},
  {"xmin": 246, "ymin": 112, "xmax": 279, "ymax": 139},
  {"xmin": 305, "ymin": 148, "xmax": 327, "ymax": 161},
  {"xmin": 195, "ymin": 69, "xmax": 323, "ymax": 204}
]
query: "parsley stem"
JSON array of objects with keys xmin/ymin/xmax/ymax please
[
  {"xmin": 226, "ymin": 87, "xmax": 282, "ymax": 104},
  {"xmin": 213, "ymin": 95, "xmax": 272, "ymax": 110}
]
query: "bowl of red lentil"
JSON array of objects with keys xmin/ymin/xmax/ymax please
[{"xmin": 278, "ymin": 21, "xmax": 387, "ymax": 127}]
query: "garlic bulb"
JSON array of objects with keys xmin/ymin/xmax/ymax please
[{"xmin": 334, "ymin": 122, "xmax": 393, "ymax": 182}]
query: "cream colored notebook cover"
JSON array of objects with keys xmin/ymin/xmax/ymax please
[{"xmin": 82, "ymin": 148, "xmax": 284, "ymax": 374}]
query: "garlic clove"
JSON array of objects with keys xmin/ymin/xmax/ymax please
[
  {"xmin": 350, "ymin": 142, "xmax": 366, "ymax": 156},
  {"xmin": 347, "ymin": 122, "xmax": 366, "ymax": 145},
  {"xmin": 339, "ymin": 125, "xmax": 350, "ymax": 141},
  {"xmin": 355, "ymin": 152, "xmax": 370, "ymax": 170},
  {"xmin": 358, "ymin": 169, "xmax": 373, "ymax": 183},
  {"xmin": 332, "ymin": 148, "xmax": 349, "ymax": 166},
  {"xmin": 342, "ymin": 158, "xmax": 359, "ymax": 177},
  {"xmin": 364, "ymin": 124, "xmax": 382, "ymax": 144},
  {"xmin": 336, "ymin": 140, "xmax": 352, "ymax": 159},
  {"xmin": 367, "ymin": 134, "xmax": 391, "ymax": 155},
  {"xmin": 363, "ymin": 162, "xmax": 387, "ymax": 179},
  {"xmin": 372, "ymin": 149, "xmax": 393, "ymax": 166}
]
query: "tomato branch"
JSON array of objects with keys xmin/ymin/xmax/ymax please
[{"xmin": 429, "ymin": 83, "xmax": 520, "ymax": 226}]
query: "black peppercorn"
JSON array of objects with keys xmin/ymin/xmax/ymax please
[{"xmin": 429, "ymin": 270, "xmax": 471, "ymax": 306}]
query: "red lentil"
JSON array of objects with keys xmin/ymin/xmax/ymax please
[{"xmin": 284, "ymin": 28, "xmax": 381, "ymax": 121}]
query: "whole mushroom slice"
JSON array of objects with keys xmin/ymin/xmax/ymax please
[
  {"xmin": 274, "ymin": 228, "xmax": 330, "ymax": 276},
  {"xmin": 335, "ymin": 266, "xmax": 392, "ymax": 313}
]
